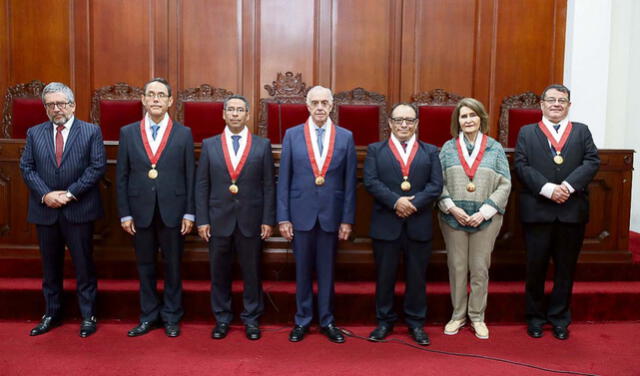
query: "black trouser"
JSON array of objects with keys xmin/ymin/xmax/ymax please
[
  {"xmin": 523, "ymin": 221, "xmax": 585, "ymax": 328},
  {"xmin": 133, "ymin": 206, "xmax": 184, "ymax": 324},
  {"xmin": 372, "ymin": 226, "xmax": 432, "ymax": 329},
  {"xmin": 209, "ymin": 224, "xmax": 264, "ymax": 326},
  {"xmin": 37, "ymin": 215, "xmax": 97, "ymax": 319}
]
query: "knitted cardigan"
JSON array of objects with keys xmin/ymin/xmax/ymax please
[{"xmin": 438, "ymin": 135, "xmax": 511, "ymax": 232}]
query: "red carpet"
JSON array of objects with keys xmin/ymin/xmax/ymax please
[{"xmin": 0, "ymin": 321, "xmax": 638, "ymax": 376}]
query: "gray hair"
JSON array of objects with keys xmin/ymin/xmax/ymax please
[
  {"xmin": 224, "ymin": 94, "xmax": 250, "ymax": 112},
  {"xmin": 306, "ymin": 85, "xmax": 333, "ymax": 105},
  {"xmin": 42, "ymin": 82, "xmax": 75, "ymax": 104}
]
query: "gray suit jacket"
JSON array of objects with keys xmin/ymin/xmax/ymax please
[
  {"xmin": 20, "ymin": 119, "xmax": 106, "ymax": 225},
  {"xmin": 116, "ymin": 120, "xmax": 195, "ymax": 228}
]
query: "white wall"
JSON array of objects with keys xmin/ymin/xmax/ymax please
[{"xmin": 565, "ymin": 0, "xmax": 640, "ymax": 232}]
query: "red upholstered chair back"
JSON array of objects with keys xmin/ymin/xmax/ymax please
[
  {"xmin": 499, "ymin": 92, "xmax": 542, "ymax": 147},
  {"xmin": 333, "ymin": 88, "xmax": 386, "ymax": 146},
  {"xmin": 412, "ymin": 89, "xmax": 464, "ymax": 147},
  {"xmin": 2, "ymin": 80, "xmax": 48, "ymax": 138},
  {"xmin": 258, "ymin": 72, "xmax": 309, "ymax": 144},
  {"xmin": 91, "ymin": 83, "xmax": 144, "ymax": 141},
  {"xmin": 176, "ymin": 85, "xmax": 233, "ymax": 143}
]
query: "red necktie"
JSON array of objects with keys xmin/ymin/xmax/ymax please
[{"xmin": 55, "ymin": 125, "xmax": 64, "ymax": 167}]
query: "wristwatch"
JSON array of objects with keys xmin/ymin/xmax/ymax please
[{"xmin": 65, "ymin": 191, "xmax": 73, "ymax": 199}]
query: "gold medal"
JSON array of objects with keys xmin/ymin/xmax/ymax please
[
  {"xmin": 400, "ymin": 177, "xmax": 411, "ymax": 192},
  {"xmin": 553, "ymin": 153, "xmax": 564, "ymax": 165},
  {"xmin": 148, "ymin": 164, "xmax": 158, "ymax": 179},
  {"xmin": 466, "ymin": 182, "xmax": 476, "ymax": 192},
  {"xmin": 315, "ymin": 176, "xmax": 325, "ymax": 186},
  {"xmin": 229, "ymin": 183, "xmax": 239, "ymax": 194}
]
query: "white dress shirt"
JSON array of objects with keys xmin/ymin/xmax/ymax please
[
  {"xmin": 52, "ymin": 115, "xmax": 75, "ymax": 153},
  {"xmin": 308, "ymin": 117, "xmax": 333, "ymax": 170},
  {"xmin": 223, "ymin": 126, "xmax": 249, "ymax": 169},
  {"xmin": 389, "ymin": 133, "xmax": 416, "ymax": 165}
]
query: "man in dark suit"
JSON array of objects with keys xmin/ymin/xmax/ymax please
[
  {"xmin": 20, "ymin": 82, "xmax": 106, "ymax": 338},
  {"xmin": 363, "ymin": 103, "xmax": 443, "ymax": 346},
  {"xmin": 195, "ymin": 95, "xmax": 275, "ymax": 341},
  {"xmin": 277, "ymin": 85, "xmax": 357, "ymax": 343},
  {"xmin": 117, "ymin": 77, "xmax": 195, "ymax": 338},
  {"xmin": 515, "ymin": 84, "xmax": 599, "ymax": 340}
]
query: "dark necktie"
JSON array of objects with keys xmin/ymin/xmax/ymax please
[
  {"xmin": 401, "ymin": 141, "xmax": 407, "ymax": 152},
  {"xmin": 151, "ymin": 124, "xmax": 160, "ymax": 140},
  {"xmin": 231, "ymin": 135, "xmax": 241, "ymax": 155},
  {"xmin": 550, "ymin": 124, "xmax": 561, "ymax": 155},
  {"xmin": 55, "ymin": 125, "xmax": 64, "ymax": 167},
  {"xmin": 317, "ymin": 128, "xmax": 325, "ymax": 155},
  {"xmin": 553, "ymin": 124, "xmax": 561, "ymax": 133}
]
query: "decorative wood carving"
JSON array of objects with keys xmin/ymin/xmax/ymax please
[
  {"xmin": 0, "ymin": 168, "xmax": 9, "ymax": 235},
  {"xmin": 333, "ymin": 87, "xmax": 388, "ymax": 140},
  {"xmin": 1, "ymin": 80, "xmax": 46, "ymax": 138},
  {"xmin": 175, "ymin": 84, "xmax": 234, "ymax": 123},
  {"xmin": 90, "ymin": 82, "xmax": 144, "ymax": 125},
  {"xmin": 258, "ymin": 72, "xmax": 309, "ymax": 138},
  {"xmin": 411, "ymin": 89, "xmax": 464, "ymax": 106},
  {"xmin": 498, "ymin": 91, "xmax": 540, "ymax": 146}
]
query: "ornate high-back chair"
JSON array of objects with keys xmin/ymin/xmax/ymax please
[
  {"xmin": 411, "ymin": 89, "xmax": 464, "ymax": 147},
  {"xmin": 332, "ymin": 87, "xmax": 387, "ymax": 146},
  {"xmin": 90, "ymin": 82, "xmax": 144, "ymax": 141},
  {"xmin": 175, "ymin": 84, "xmax": 233, "ymax": 143},
  {"xmin": 2, "ymin": 80, "xmax": 48, "ymax": 138},
  {"xmin": 498, "ymin": 92, "xmax": 542, "ymax": 148},
  {"xmin": 258, "ymin": 72, "xmax": 309, "ymax": 144}
]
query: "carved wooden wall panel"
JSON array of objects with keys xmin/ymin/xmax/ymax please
[
  {"xmin": 177, "ymin": 0, "xmax": 242, "ymax": 91},
  {"xmin": 90, "ymin": 0, "xmax": 153, "ymax": 89},
  {"xmin": 259, "ymin": 0, "xmax": 315, "ymax": 99},
  {"xmin": 5, "ymin": 0, "xmax": 71, "ymax": 85}
]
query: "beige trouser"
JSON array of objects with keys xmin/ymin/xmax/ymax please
[{"xmin": 439, "ymin": 214, "xmax": 503, "ymax": 322}]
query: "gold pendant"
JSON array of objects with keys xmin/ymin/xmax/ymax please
[
  {"xmin": 553, "ymin": 154, "xmax": 564, "ymax": 165},
  {"xmin": 315, "ymin": 176, "xmax": 325, "ymax": 186},
  {"xmin": 466, "ymin": 182, "xmax": 476, "ymax": 192},
  {"xmin": 229, "ymin": 183, "xmax": 239, "ymax": 194},
  {"xmin": 400, "ymin": 177, "xmax": 411, "ymax": 192},
  {"xmin": 148, "ymin": 164, "xmax": 158, "ymax": 179}
]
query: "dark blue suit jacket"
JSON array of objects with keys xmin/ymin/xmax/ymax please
[
  {"xmin": 277, "ymin": 123, "xmax": 357, "ymax": 232},
  {"xmin": 116, "ymin": 120, "xmax": 195, "ymax": 228},
  {"xmin": 20, "ymin": 119, "xmax": 106, "ymax": 225},
  {"xmin": 363, "ymin": 139, "xmax": 443, "ymax": 241},
  {"xmin": 195, "ymin": 134, "xmax": 275, "ymax": 237}
]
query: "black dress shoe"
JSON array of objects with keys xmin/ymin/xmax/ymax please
[
  {"xmin": 164, "ymin": 322, "xmax": 180, "ymax": 337},
  {"xmin": 288, "ymin": 325, "xmax": 308, "ymax": 342},
  {"xmin": 30, "ymin": 316, "xmax": 62, "ymax": 336},
  {"xmin": 527, "ymin": 326, "xmax": 544, "ymax": 338},
  {"xmin": 245, "ymin": 324, "xmax": 261, "ymax": 340},
  {"xmin": 79, "ymin": 316, "xmax": 97, "ymax": 338},
  {"xmin": 368, "ymin": 325, "xmax": 393, "ymax": 341},
  {"xmin": 408, "ymin": 327, "xmax": 430, "ymax": 346},
  {"xmin": 127, "ymin": 321, "xmax": 160, "ymax": 337},
  {"xmin": 212, "ymin": 322, "xmax": 230, "ymax": 339},
  {"xmin": 552, "ymin": 326, "xmax": 569, "ymax": 340},
  {"xmin": 320, "ymin": 323, "xmax": 345, "ymax": 344}
]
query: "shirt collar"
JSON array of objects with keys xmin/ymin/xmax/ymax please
[
  {"xmin": 542, "ymin": 116, "xmax": 569, "ymax": 128},
  {"xmin": 224, "ymin": 125, "xmax": 248, "ymax": 138},
  {"xmin": 309, "ymin": 116, "xmax": 332, "ymax": 130},
  {"xmin": 145, "ymin": 113, "xmax": 169, "ymax": 128},
  {"xmin": 55, "ymin": 116, "xmax": 75, "ymax": 130}
]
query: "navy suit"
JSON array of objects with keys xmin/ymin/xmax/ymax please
[
  {"xmin": 363, "ymin": 139, "xmax": 442, "ymax": 328},
  {"xmin": 515, "ymin": 122, "xmax": 599, "ymax": 328},
  {"xmin": 20, "ymin": 118, "xmax": 106, "ymax": 319},
  {"xmin": 277, "ymin": 122, "xmax": 357, "ymax": 327},
  {"xmin": 116, "ymin": 120, "xmax": 195, "ymax": 324},
  {"xmin": 195, "ymin": 133, "xmax": 275, "ymax": 325}
]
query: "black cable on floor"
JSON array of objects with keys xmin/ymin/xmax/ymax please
[{"xmin": 339, "ymin": 328, "xmax": 601, "ymax": 376}]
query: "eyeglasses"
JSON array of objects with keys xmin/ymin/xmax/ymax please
[
  {"xmin": 542, "ymin": 97, "xmax": 569, "ymax": 105},
  {"xmin": 44, "ymin": 102, "xmax": 72, "ymax": 110},
  {"xmin": 144, "ymin": 92, "xmax": 169, "ymax": 100},
  {"xmin": 225, "ymin": 107, "xmax": 247, "ymax": 113},
  {"xmin": 390, "ymin": 117, "xmax": 418, "ymax": 125}
]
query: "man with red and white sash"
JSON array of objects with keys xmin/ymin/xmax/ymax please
[
  {"xmin": 277, "ymin": 86, "xmax": 357, "ymax": 344},
  {"xmin": 515, "ymin": 84, "xmax": 600, "ymax": 341},
  {"xmin": 117, "ymin": 77, "xmax": 195, "ymax": 338},
  {"xmin": 195, "ymin": 95, "xmax": 275, "ymax": 341},
  {"xmin": 363, "ymin": 103, "xmax": 443, "ymax": 346}
]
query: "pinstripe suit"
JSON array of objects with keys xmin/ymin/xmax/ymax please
[{"xmin": 20, "ymin": 118, "xmax": 106, "ymax": 319}]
